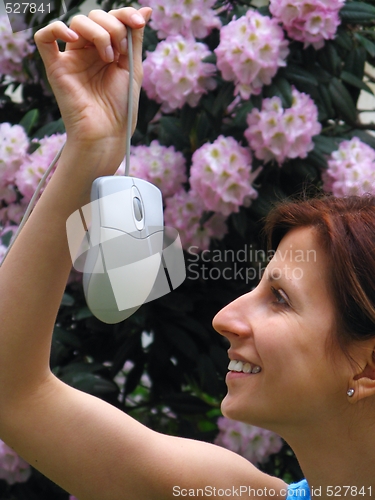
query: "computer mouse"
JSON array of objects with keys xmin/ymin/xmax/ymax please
[{"xmin": 82, "ymin": 176, "xmax": 166, "ymax": 324}]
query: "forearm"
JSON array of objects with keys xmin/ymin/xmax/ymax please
[{"xmin": 0, "ymin": 141, "xmax": 121, "ymax": 402}]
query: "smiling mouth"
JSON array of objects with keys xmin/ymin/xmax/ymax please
[{"xmin": 228, "ymin": 360, "xmax": 262, "ymax": 374}]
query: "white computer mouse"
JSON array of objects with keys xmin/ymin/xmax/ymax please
[{"xmin": 82, "ymin": 176, "xmax": 165, "ymax": 324}]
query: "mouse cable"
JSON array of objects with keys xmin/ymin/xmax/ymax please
[{"xmin": 1, "ymin": 25, "xmax": 135, "ymax": 265}]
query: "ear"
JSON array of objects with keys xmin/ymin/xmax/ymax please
[{"xmin": 348, "ymin": 347, "xmax": 375, "ymax": 404}]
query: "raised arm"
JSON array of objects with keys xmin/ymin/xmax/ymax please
[{"xmin": 0, "ymin": 8, "xmax": 287, "ymax": 500}]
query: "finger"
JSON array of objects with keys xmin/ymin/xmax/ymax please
[
  {"xmin": 88, "ymin": 10, "xmax": 128, "ymax": 56},
  {"xmin": 67, "ymin": 15, "xmax": 117, "ymax": 63},
  {"xmin": 108, "ymin": 7, "xmax": 152, "ymax": 74},
  {"xmin": 34, "ymin": 21, "xmax": 79, "ymax": 70}
]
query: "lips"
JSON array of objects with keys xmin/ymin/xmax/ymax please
[{"xmin": 228, "ymin": 359, "xmax": 262, "ymax": 374}]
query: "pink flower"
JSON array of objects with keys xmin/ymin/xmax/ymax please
[
  {"xmin": 142, "ymin": 36, "xmax": 217, "ymax": 112},
  {"xmin": 244, "ymin": 88, "xmax": 321, "ymax": 165},
  {"xmin": 0, "ymin": 123, "xmax": 29, "ymax": 186},
  {"xmin": 215, "ymin": 10, "xmax": 289, "ymax": 99},
  {"xmin": 124, "ymin": 141, "xmax": 187, "ymax": 198},
  {"xmin": 0, "ymin": 440, "xmax": 31, "ymax": 485},
  {"xmin": 214, "ymin": 417, "xmax": 283, "ymax": 465},
  {"xmin": 15, "ymin": 133, "xmax": 66, "ymax": 202},
  {"xmin": 189, "ymin": 135, "xmax": 259, "ymax": 216},
  {"xmin": 269, "ymin": 0, "xmax": 345, "ymax": 50},
  {"xmin": 138, "ymin": 0, "xmax": 221, "ymax": 39},
  {"xmin": 164, "ymin": 190, "xmax": 228, "ymax": 251},
  {"xmin": 0, "ymin": 15, "xmax": 35, "ymax": 81},
  {"xmin": 322, "ymin": 137, "xmax": 375, "ymax": 197}
]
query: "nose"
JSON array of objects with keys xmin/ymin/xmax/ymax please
[{"xmin": 212, "ymin": 291, "xmax": 253, "ymax": 340}]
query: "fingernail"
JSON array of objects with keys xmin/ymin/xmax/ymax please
[
  {"xmin": 66, "ymin": 28, "xmax": 78, "ymax": 40},
  {"xmin": 131, "ymin": 13, "xmax": 145, "ymax": 25},
  {"xmin": 105, "ymin": 45, "xmax": 114, "ymax": 62},
  {"xmin": 120, "ymin": 38, "xmax": 127, "ymax": 54}
]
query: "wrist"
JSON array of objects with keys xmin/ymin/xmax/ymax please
[{"xmin": 45, "ymin": 139, "xmax": 126, "ymax": 210}]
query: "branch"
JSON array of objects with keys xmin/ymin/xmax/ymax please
[{"xmin": 352, "ymin": 122, "xmax": 375, "ymax": 130}]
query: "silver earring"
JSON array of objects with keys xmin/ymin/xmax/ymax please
[{"xmin": 347, "ymin": 388, "xmax": 355, "ymax": 397}]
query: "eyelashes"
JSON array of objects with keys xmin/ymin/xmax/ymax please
[{"xmin": 270, "ymin": 286, "xmax": 290, "ymax": 307}]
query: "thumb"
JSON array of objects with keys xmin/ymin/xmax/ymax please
[{"xmin": 34, "ymin": 21, "xmax": 79, "ymax": 73}]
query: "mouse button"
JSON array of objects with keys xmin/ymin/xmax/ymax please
[
  {"xmin": 133, "ymin": 197, "xmax": 143, "ymax": 221},
  {"xmin": 146, "ymin": 230, "xmax": 164, "ymax": 256},
  {"xmin": 99, "ymin": 227, "xmax": 158, "ymax": 271},
  {"xmin": 107, "ymin": 251, "xmax": 162, "ymax": 311},
  {"xmin": 98, "ymin": 190, "xmax": 137, "ymax": 234},
  {"xmin": 131, "ymin": 186, "xmax": 145, "ymax": 231},
  {"xmin": 136, "ymin": 183, "xmax": 163, "ymax": 232}
]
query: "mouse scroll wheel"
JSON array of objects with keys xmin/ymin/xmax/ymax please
[{"xmin": 133, "ymin": 196, "xmax": 143, "ymax": 221}]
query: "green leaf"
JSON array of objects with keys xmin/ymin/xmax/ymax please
[
  {"xmin": 340, "ymin": 70, "xmax": 374, "ymax": 95},
  {"xmin": 340, "ymin": 2, "xmax": 375, "ymax": 23},
  {"xmin": 61, "ymin": 293, "xmax": 75, "ymax": 306},
  {"xmin": 231, "ymin": 101, "xmax": 254, "ymax": 129},
  {"xmin": 74, "ymin": 306, "xmax": 92, "ymax": 320},
  {"xmin": 313, "ymin": 135, "xmax": 341, "ymax": 155},
  {"xmin": 281, "ymin": 65, "xmax": 318, "ymax": 87},
  {"xmin": 354, "ymin": 33, "xmax": 375, "ymax": 58},
  {"xmin": 19, "ymin": 109, "xmax": 39, "ymax": 135},
  {"xmin": 322, "ymin": 42, "xmax": 342, "ymax": 76},
  {"xmin": 344, "ymin": 47, "xmax": 366, "ymax": 80},
  {"xmin": 346, "ymin": 130, "xmax": 375, "ymax": 150},
  {"xmin": 334, "ymin": 28, "xmax": 354, "ymax": 51},
  {"xmin": 317, "ymin": 84, "xmax": 335, "ymax": 118},
  {"xmin": 66, "ymin": 373, "xmax": 118, "ymax": 396},
  {"xmin": 211, "ymin": 82, "xmax": 236, "ymax": 118},
  {"xmin": 305, "ymin": 149, "xmax": 328, "ymax": 170},
  {"xmin": 264, "ymin": 76, "xmax": 293, "ymax": 108},
  {"xmin": 32, "ymin": 118, "xmax": 65, "ymax": 139},
  {"xmin": 328, "ymin": 77, "xmax": 357, "ymax": 123},
  {"xmin": 162, "ymin": 325, "xmax": 199, "ymax": 361}
]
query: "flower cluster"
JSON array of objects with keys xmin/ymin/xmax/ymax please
[
  {"xmin": 127, "ymin": 141, "xmax": 187, "ymax": 198},
  {"xmin": 142, "ymin": 36, "xmax": 217, "ymax": 112},
  {"xmin": 269, "ymin": 0, "xmax": 345, "ymax": 50},
  {"xmin": 322, "ymin": 137, "xmax": 375, "ymax": 197},
  {"xmin": 190, "ymin": 135, "xmax": 259, "ymax": 216},
  {"xmin": 214, "ymin": 10, "xmax": 289, "ymax": 99},
  {"xmin": 164, "ymin": 190, "xmax": 228, "ymax": 251},
  {"xmin": 0, "ymin": 439, "xmax": 31, "ymax": 485},
  {"xmin": 244, "ymin": 88, "xmax": 321, "ymax": 165},
  {"xmin": 138, "ymin": 0, "xmax": 221, "ymax": 39},
  {"xmin": 0, "ymin": 15, "xmax": 35, "ymax": 81},
  {"xmin": 0, "ymin": 123, "xmax": 29, "ymax": 188},
  {"xmin": 214, "ymin": 417, "xmax": 283, "ymax": 465},
  {"xmin": 15, "ymin": 133, "xmax": 66, "ymax": 202}
]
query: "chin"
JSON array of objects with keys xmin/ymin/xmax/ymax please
[
  {"xmin": 221, "ymin": 394, "xmax": 277, "ymax": 430},
  {"xmin": 220, "ymin": 394, "xmax": 252, "ymax": 424}
]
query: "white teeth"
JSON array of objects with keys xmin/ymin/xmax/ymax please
[
  {"xmin": 227, "ymin": 360, "xmax": 262, "ymax": 374},
  {"xmin": 243, "ymin": 363, "xmax": 252, "ymax": 373},
  {"xmin": 228, "ymin": 360, "xmax": 237, "ymax": 371}
]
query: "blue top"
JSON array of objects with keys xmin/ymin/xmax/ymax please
[{"xmin": 287, "ymin": 479, "xmax": 310, "ymax": 500}]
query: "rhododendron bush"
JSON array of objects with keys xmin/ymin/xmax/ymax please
[{"xmin": 1, "ymin": 0, "xmax": 375, "ymax": 497}]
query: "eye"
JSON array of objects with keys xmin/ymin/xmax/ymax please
[{"xmin": 271, "ymin": 286, "xmax": 290, "ymax": 307}]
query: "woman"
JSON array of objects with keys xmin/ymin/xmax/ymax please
[{"xmin": 0, "ymin": 6, "xmax": 374, "ymax": 500}]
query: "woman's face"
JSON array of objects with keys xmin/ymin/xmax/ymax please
[{"xmin": 213, "ymin": 226, "xmax": 350, "ymax": 434}]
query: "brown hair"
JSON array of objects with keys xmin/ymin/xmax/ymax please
[{"xmin": 264, "ymin": 195, "xmax": 375, "ymax": 348}]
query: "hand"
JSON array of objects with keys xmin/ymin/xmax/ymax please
[{"xmin": 34, "ymin": 7, "xmax": 152, "ymax": 167}]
